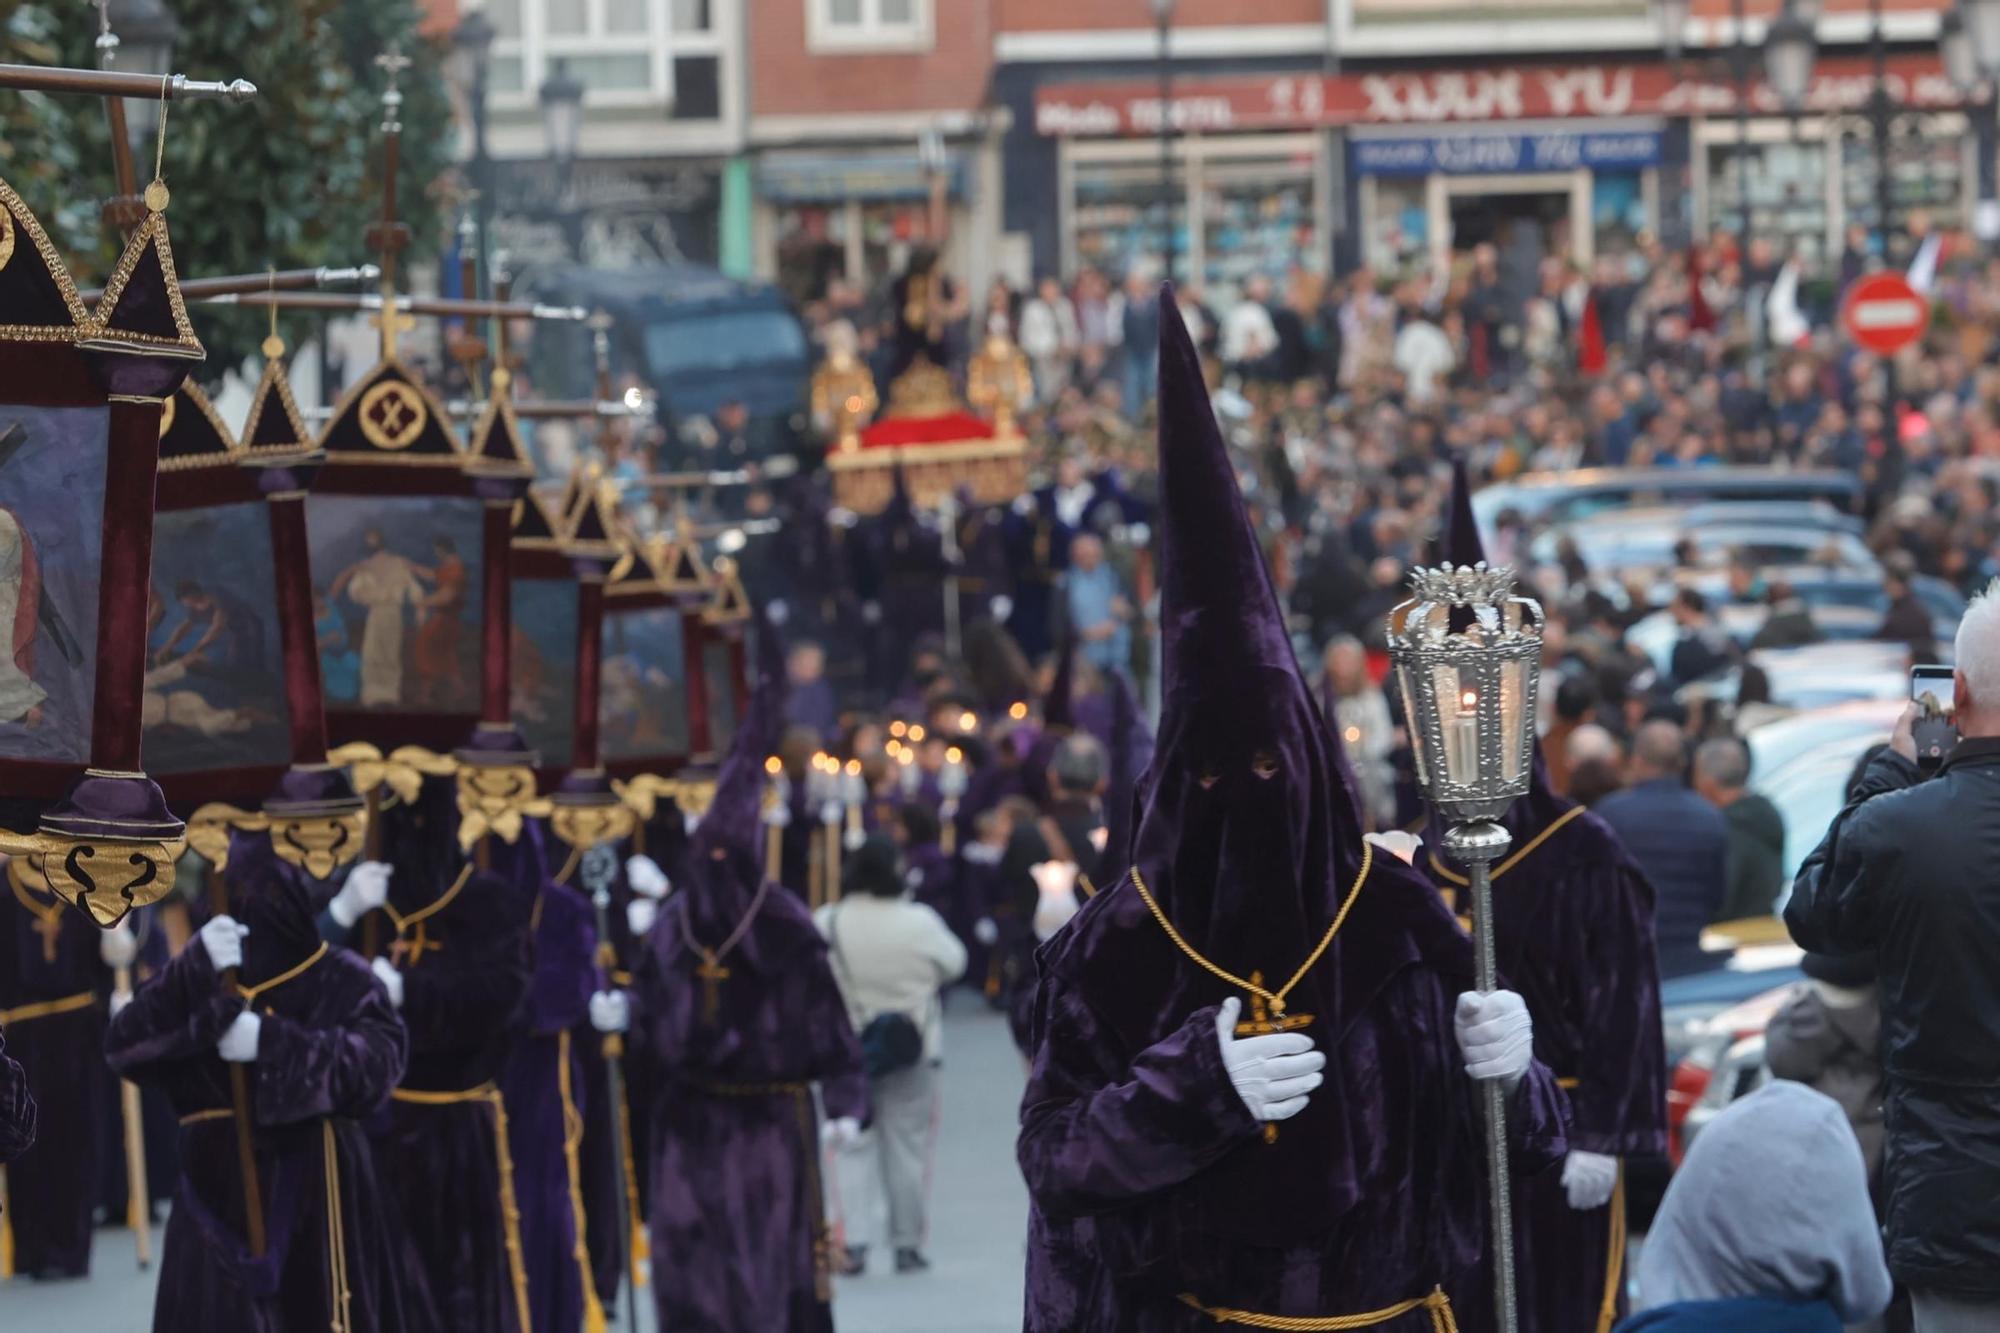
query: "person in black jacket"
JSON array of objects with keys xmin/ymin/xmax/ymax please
[{"xmin": 1787, "ymin": 590, "xmax": 2000, "ymax": 1328}]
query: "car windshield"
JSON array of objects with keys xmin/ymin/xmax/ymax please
[
  {"xmin": 643, "ymin": 309, "xmax": 808, "ymax": 377},
  {"xmin": 1759, "ymin": 741, "xmax": 1880, "ymax": 885}
]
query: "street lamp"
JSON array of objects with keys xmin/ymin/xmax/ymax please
[
  {"xmin": 1149, "ymin": 0, "xmax": 1177, "ymax": 283},
  {"xmin": 540, "ymin": 60, "xmax": 587, "ymax": 258},
  {"xmin": 452, "ymin": 7, "xmax": 498, "ymax": 300},
  {"xmin": 1945, "ymin": 6, "xmax": 1978, "ymax": 94},
  {"xmin": 1968, "ymin": 0, "xmax": 2000, "ymax": 73},
  {"xmin": 1654, "ymin": 0, "xmax": 1692, "ymax": 67},
  {"xmin": 1953, "ymin": 0, "xmax": 2000, "ymax": 251},
  {"xmin": 1388, "ymin": 562, "xmax": 1544, "ymax": 1333},
  {"xmin": 1764, "ymin": 4, "xmax": 1819, "ymax": 110}
]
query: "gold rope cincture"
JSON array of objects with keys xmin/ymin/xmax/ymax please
[
  {"xmin": 389, "ymin": 1083, "xmax": 533, "ymax": 1332},
  {"xmin": 558, "ymin": 1029, "xmax": 609, "ymax": 1333},
  {"xmin": 1177, "ymin": 1285, "xmax": 1458, "ymax": 1332},
  {"xmin": 1426, "ymin": 805, "xmax": 1588, "ymax": 891},
  {"xmin": 379, "ymin": 865, "xmax": 473, "ymax": 969},
  {"xmin": 322, "ymin": 1121, "xmax": 352, "ymax": 1333},
  {"xmin": 1596, "ymin": 1163, "xmax": 1628, "ymax": 1333},
  {"xmin": 1130, "ymin": 844, "xmax": 1372, "ymax": 1145},
  {"xmin": 0, "ymin": 1166, "xmax": 11, "ymax": 1277},
  {"xmin": 237, "ymin": 943, "xmax": 329, "ymax": 1005},
  {"xmin": 678, "ymin": 877, "xmax": 773, "ymax": 1023},
  {"xmin": 0, "ymin": 990, "xmax": 96, "ymax": 1027},
  {"xmin": 11, "ymin": 875, "xmax": 65, "ymax": 964}
]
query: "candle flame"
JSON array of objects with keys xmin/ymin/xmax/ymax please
[
  {"xmin": 844, "ymin": 394, "xmax": 865, "ymax": 414},
  {"xmin": 959, "ymin": 711, "xmax": 977, "ymax": 731},
  {"xmin": 1460, "ymin": 689, "xmax": 1479, "ymax": 710},
  {"xmin": 1009, "ymin": 701, "xmax": 1028, "ymax": 720},
  {"xmin": 1343, "ymin": 726, "xmax": 1361, "ymax": 744},
  {"xmin": 909, "ymin": 724, "xmax": 926, "ymax": 742},
  {"xmin": 890, "ymin": 720, "xmax": 907, "ymax": 737},
  {"xmin": 946, "ymin": 746, "xmax": 963, "ymax": 765},
  {"xmin": 763, "ymin": 755, "xmax": 782, "ymax": 775},
  {"xmin": 844, "ymin": 759, "xmax": 861, "ymax": 776},
  {"xmin": 897, "ymin": 749, "xmax": 914, "ymax": 766}
]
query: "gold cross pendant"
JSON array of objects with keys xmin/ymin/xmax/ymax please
[
  {"xmin": 31, "ymin": 912, "xmax": 60, "ymax": 964},
  {"xmin": 696, "ymin": 951, "xmax": 730, "ymax": 1022},
  {"xmin": 389, "ymin": 925, "xmax": 441, "ymax": 969},
  {"xmin": 1231, "ymin": 974, "xmax": 1315, "ymax": 1145}
]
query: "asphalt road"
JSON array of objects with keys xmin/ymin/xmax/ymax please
[{"xmin": 0, "ymin": 1000, "xmax": 1029, "ymax": 1333}]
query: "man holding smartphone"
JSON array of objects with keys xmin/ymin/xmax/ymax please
[{"xmin": 1786, "ymin": 590, "xmax": 2000, "ymax": 1330}]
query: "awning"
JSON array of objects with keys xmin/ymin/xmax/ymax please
[{"xmin": 756, "ymin": 152, "xmax": 969, "ymax": 204}]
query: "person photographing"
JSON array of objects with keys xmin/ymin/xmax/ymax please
[{"xmin": 1786, "ymin": 585, "xmax": 2000, "ymax": 1331}]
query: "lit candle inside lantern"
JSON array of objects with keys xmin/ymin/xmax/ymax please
[{"xmin": 1450, "ymin": 686, "xmax": 1480, "ymax": 783}]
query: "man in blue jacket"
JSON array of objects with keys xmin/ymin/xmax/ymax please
[{"xmin": 1595, "ymin": 719, "xmax": 1729, "ymax": 977}]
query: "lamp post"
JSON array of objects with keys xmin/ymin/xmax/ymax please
[
  {"xmin": 1950, "ymin": 0, "xmax": 2000, "ymax": 249},
  {"xmin": 539, "ymin": 59, "xmax": 586, "ymax": 259},
  {"xmin": 451, "ymin": 7, "xmax": 498, "ymax": 299},
  {"xmin": 1388, "ymin": 563, "xmax": 1544, "ymax": 1333},
  {"xmin": 1149, "ymin": 0, "xmax": 1177, "ymax": 283},
  {"xmin": 94, "ymin": 0, "xmax": 178, "ymax": 233},
  {"xmin": 1656, "ymin": 0, "xmax": 1691, "ymax": 69}
]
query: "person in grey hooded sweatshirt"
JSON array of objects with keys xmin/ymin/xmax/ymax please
[{"xmin": 1620, "ymin": 1080, "xmax": 1892, "ymax": 1333}]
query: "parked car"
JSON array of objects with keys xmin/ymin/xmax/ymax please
[
  {"xmin": 1527, "ymin": 509, "xmax": 1878, "ymax": 579},
  {"xmin": 1474, "ymin": 467, "xmax": 1864, "ymax": 539},
  {"xmin": 1668, "ymin": 981, "xmax": 1790, "ymax": 1162}
]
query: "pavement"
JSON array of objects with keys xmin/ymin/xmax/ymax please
[{"xmin": 0, "ymin": 999, "xmax": 1029, "ymax": 1333}]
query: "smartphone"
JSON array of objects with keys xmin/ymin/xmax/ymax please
[{"xmin": 1911, "ymin": 664, "xmax": 1958, "ymax": 770}]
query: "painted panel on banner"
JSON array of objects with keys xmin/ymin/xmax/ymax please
[
  {"xmin": 511, "ymin": 578, "xmax": 578, "ymax": 769},
  {"xmin": 146, "ymin": 503, "xmax": 289, "ymax": 775},
  {"xmin": 0, "ymin": 405, "xmax": 102, "ymax": 763},
  {"xmin": 602, "ymin": 608, "xmax": 690, "ymax": 760}
]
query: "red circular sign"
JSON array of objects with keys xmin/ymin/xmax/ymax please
[{"xmin": 1841, "ymin": 272, "xmax": 1931, "ymax": 355}]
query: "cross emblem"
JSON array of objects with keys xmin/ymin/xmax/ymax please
[
  {"xmin": 358, "ymin": 379, "xmax": 427, "ymax": 449},
  {"xmin": 31, "ymin": 910, "xmax": 60, "ymax": 964},
  {"xmin": 388, "ymin": 925, "xmax": 442, "ymax": 968},
  {"xmin": 374, "ymin": 45, "xmax": 411, "ymax": 90},
  {"xmin": 370, "ymin": 294, "xmax": 418, "ymax": 360},
  {"xmin": 696, "ymin": 950, "xmax": 730, "ymax": 1023},
  {"xmin": 1231, "ymin": 971, "xmax": 1315, "ymax": 1145}
]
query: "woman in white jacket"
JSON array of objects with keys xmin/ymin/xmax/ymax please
[{"xmin": 815, "ymin": 835, "xmax": 968, "ymax": 1276}]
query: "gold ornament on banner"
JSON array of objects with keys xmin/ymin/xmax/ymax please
[
  {"xmin": 550, "ymin": 801, "xmax": 639, "ymax": 855},
  {"xmin": 611, "ymin": 775, "xmax": 681, "ymax": 823},
  {"xmin": 357, "ymin": 379, "xmax": 429, "ymax": 450},
  {"xmin": 183, "ymin": 803, "xmax": 370, "ymax": 881},
  {"xmin": 456, "ymin": 765, "xmax": 553, "ymax": 851},
  {"xmin": 0, "ymin": 832, "xmax": 186, "ymax": 929},
  {"xmin": 0, "ymin": 208, "xmax": 14, "ymax": 275},
  {"xmin": 329, "ymin": 742, "xmax": 460, "ymax": 805}
]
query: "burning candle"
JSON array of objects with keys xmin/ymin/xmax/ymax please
[{"xmin": 1449, "ymin": 687, "xmax": 1480, "ymax": 784}]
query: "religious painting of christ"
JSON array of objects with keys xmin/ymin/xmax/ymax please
[
  {"xmin": 143, "ymin": 505, "xmax": 289, "ymax": 775},
  {"xmin": 307, "ymin": 496, "xmax": 484, "ymax": 714},
  {"xmin": 703, "ymin": 633, "xmax": 740, "ymax": 754},
  {"xmin": 600, "ymin": 608, "xmax": 688, "ymax": 759},
  {"xmin": 0, "ymin": 408, "xmax": 102, "ymax": 765},
  {"xmin": 510, "ymin": 577, "xmax": 578, "ymax": 768}
]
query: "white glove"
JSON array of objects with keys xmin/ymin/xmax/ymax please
[
  {"xmin": 973, "ymin": 917, "xmax": 1000, "ymax": 947},
  {"xmin": 371, "ymin": 956, "xmax": 405, "ymax": 1009},
  {"xmin": 1215, "ymin": 997, "xmax": 1325, "ymax": 1124},
  {"xmin": 625, "ymin": 855, "xmax": 670, "ymax": 900},
  {"xmin": 328, "ymin": 861, "xmax": 392, "ymax": 929},
  {"xmin": 1363, "ymin": 830, "xmax": 1424, "ymax": 866},
  {"xmin": 1456, "ymin": 990, "xmax": 1534, "ymax": 1091},
  {"xmin": 627, "ymin": 897, "xmax": 660, "ymax": 939},
  {"xmin": 100, "ymin": 922, "xmax": 138, "ymax": 969},
  {"xmin": 1561, "ymin": 1150, "xmax": 1620, "ymax": 1211},
  {"xmin": 589, "ymin": 990, "xmax": 630, "ymax": 1034},
  {"xmin": 821, "ymin": 1115, "xmax": 862, "ymax": 1150},
  {"xmin": 218, "ymin": 1011, "xmax": 261, "ymax": 1063},
  {"xmin": 1030, "ymin": 861, "xmax": 1081, "ymax": 942},
  {"xmin": 109, "ymin": 988, "xmax": 134, "ymax": 1018},
  {"xmin": 199, "ymin": 914, "xmax": 248, "ymax": 974}
]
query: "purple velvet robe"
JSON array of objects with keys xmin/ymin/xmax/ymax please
[
  {"xmin": 0, "ymin": 1024, "xmax": 32, "ymax": 1164},
  {"xmin": 0, "ymin": 878, "xmax": 108, "ymax": 1278},
  {"xmin": 105, "ymin": 849, "xmax": 421, "ymax": 1332},
  {"xmin": 1428, "ymin": 784, "xmax": 1667, "ymax": 1333},
  {"xmin": 634, "ymin": 882, "xmax": 867, "ymax": 1332},
  {"xmin": 500, "ymin": 871, "xmax": 602, "ymax": 1333}
]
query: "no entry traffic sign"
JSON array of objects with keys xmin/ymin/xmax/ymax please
[{"xmin": 1842, "ymin": 272, "xmax": 1931, "ymax": 355}]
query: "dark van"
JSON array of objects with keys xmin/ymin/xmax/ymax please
[{"xmin": 522, "ymin": 264, "xmax": 812, "ymax": 464}]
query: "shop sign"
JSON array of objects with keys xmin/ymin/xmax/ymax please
[
  {"xmin": 1352, "ymin": 128, "xmax": 1662, "ymax": 176},
  {"xmin": 1033, "ymin": 54, "xmax": 1957, "ymax": 137}
]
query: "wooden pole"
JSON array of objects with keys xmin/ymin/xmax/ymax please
[
  {"xmin": 206, "ymin": 872, "xmax": 266, "ymax": 1258},
  {"xmin": 114, "ymin": 965, "xmax": 151, "ymax": 1270}
]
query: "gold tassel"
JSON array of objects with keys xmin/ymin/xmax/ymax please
[
  {"xmin": 1, "ymin": 1166, "xmax": 13, "ymax": 1278},
  {"xmin": 619, "ymin": 1085, "xmax": 649, "ymax": 1285},
  {"xmin": 558, "ymin": 1031, "xmax": 609, "ymax": 1333}
]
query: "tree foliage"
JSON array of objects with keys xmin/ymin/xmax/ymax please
[{"xmin": 2, "ymin": 0, "xmax": 454, "ymax": 380}]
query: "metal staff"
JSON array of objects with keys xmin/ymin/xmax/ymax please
[
  {"xmin": 200, "ymin": 290, "xmax": 590, "ymax": 321},
  {"xmin": 579, "ymin": 845, "xmax": 642, "ymax": 1333},
  {"xmin": 113, "ymin": 963, "xmax": 151, "ymax": 1269},
  {"xmin": 205, "ymin": 871, "xmax": 266, "ymax": 1258},
  {"xmin": 0, "ymin": 63, "xmax": 256, "ymax": 100},
  {"xmin": 1386, "ymin": 563, "xmax": 1545, "ymax": 1333},
  {"xmin": 80, "ymin": 265, "xmax": 377, "ymax": 304}
]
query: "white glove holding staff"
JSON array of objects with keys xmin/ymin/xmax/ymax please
[
  {"xmin": 371, "ymin": 956, "xmax": 405, "ymax": 1009},
  {"xmin": 1215, "ymin": 997, "xmax": 1325, "ymax": 1124},
  {"xmin": 218, "ymin": 1011, "xmax": 261, "ymax": 1063},
  {"xmin": 1561, "ymin": 1150, "xmax": 1619, "ymax": 1211},
  {"xmin": 625, "ymin": 855, "xmax": 670, "ymax": 900},
  {"xmin": 328, "ymin": 861, "xmax": 392, "ymax": 929},
  {"xmin": 627, "ymin": 897, "xmax": 660, "ymax": 939},
  {"xmin": 589, "ymin": 990, "xmax": 630, "ymax": 1034},
  {"xmin": 199, "ymin": 915, "xmax": 247, "ymax": 974},
  {"xmin": 1455, "ymin": 990, "xmax": 1534, "ymax": 1092}
]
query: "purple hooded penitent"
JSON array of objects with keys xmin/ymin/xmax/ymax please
[
  {"xmin": 106, "ymin": 832, "xmax": 426, "ymax": 1332},
  {"xmin": 1016, "ymin": 288, "xmax": 1568, "ymax": 1331},
  {"xmin": 634, "ymin": 616, "xmax": 865, "ymax": 1333},
  {"xmin": 1424, "ymin": 455, "xmax": 1667, "ymax": 1333}
]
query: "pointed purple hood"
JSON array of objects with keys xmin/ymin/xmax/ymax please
[
  {"xmin": 1130, "ymin": 284, "xmax": 1365, "ymax": 951},
  {"xmin": 678, "ymin": 614, "xmax": 788, "ymax": 938},
  {"xmin": 1043, "ymin": 633, "xmax": 1076, "ymax": 732}
]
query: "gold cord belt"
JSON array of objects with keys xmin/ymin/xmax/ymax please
[
  {"xmin": 0, "ymin": 990, "xmax": 95, "ymax": 1026},
  {"xmin": 389, "ymin": 1081, "xmax": 532, "ymax": 1332},
  {"xmin": 1130, "ymin": 843, "xmax": 1373, "ymax": 1019},
  {"xmin": 1178, "ymin": 1286, "xmax": 1457, "ymax": 1331},
  {"xmin": 688, "ymin": 1077, "xmax": 809, "ymax": 1098},
  {"xmin": 323, "ymin": 1121, "xmax": 353, "ymax": 1333},
  {"xmin": 178, "ymin": 1107, "xmax": 235, "ymax": 1127},
  {"xmin": 1427, "ymin": 805, "xmax": 1587, "ymax": 888}
]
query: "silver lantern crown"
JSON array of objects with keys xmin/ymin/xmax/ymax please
[{"xmin": 1387, "ymin": 562, "xmax": 1545, "ymax": 825}]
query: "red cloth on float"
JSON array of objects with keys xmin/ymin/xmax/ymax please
[{"xmin": 854, "ymin": 413, "xmax": 996, "ymax": 448}]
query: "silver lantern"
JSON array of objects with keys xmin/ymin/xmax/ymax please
[{"xmin": 1386, "ymin": 561, "xmax": 1545, "ymax": 1333}]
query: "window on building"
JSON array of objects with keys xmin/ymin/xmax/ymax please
[
  {"xmin": 493, "ymin": 0, "xmax": 728, "ymax": 115},
  {"xmin": 808, "ymin": 0, "xmax": 933, "ymax": 53}
]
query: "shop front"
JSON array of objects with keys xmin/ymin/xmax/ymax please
[{"xmin": 754, "ymin": 149, "xmax": 972, "ymax": 306}]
